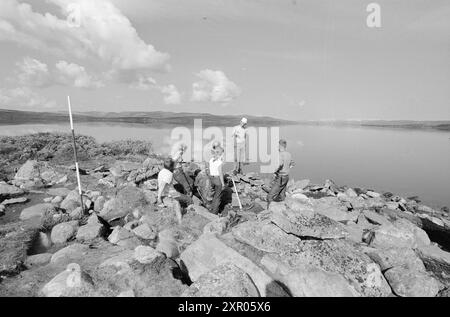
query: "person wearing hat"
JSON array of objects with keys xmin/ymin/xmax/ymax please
[
  {"xmin": 267, "ymin": 139, "xmax": 295, "ymax": 208},
  {"xmin": 232, "ymin": 117, "xmax": 248, "ymax": 175}
]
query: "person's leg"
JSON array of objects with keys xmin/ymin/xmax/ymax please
[
  {"xmin": 266, "ymin": 175, "xmax": 281, "ymax": 209},
  {"xmin": 237, "ymin": 143, "xmax": 245, "ymax": 174},
  {"xmin": 278, "ymin": 175, "xmax": 289, "ymax": 201},
  {"xmin": 211, "ymin": 177, "xmax": 223, "ymax": 214}
]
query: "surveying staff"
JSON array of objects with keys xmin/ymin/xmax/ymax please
[
  {"xmin": 232, "ymin": 117, "xmax": 248, "ymax": 175},
  {"xmin": 267, "ymin": 139, "xmax": 295, "ymax": 208}
]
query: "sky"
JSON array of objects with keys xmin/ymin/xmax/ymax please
[{"xmin": 0, "ymin": 0, "xmax": 449, "ymax": 120}]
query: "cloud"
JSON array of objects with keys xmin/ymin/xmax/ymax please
[
  {"xmin": 0, "ymin": 0, "xmax": 170, "ymax": 72},
  {"xmin": 160, "ymin": 84, "xmax": 181, "ymax": 105},
  {"xmin": 55, "ymin": 60, "xmax": 104, "ymax": 88},
  {"xmin": 14, "ymin": 57, "xmax": 51, "ymax": 87},
  {"xmin": 11, "ymin": 57, "xmax": 103, "ymax": 89},
  {"xmin": 129, "ymin": 74, "xmax": 157, "ymax": 90},
  {"xmin": 0, "ymin": 87, "xmax": 56, "ymax": 109},
  {"xmin": 129, "ymin": 74, "xmax": 181, "ymax": 105},
  {"xmin": 191, "ymin": 69, "xmax": 241, "ymax": 104}
]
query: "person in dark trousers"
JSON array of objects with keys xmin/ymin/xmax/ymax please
[
  {"xmin": 267, "ymin": 139, "xmax": 295, "ymax": 208},
  {"xmin": 208, "ymin": 145, "xmax": 225, "ymax": 214},
  {"xmin": 172, "ymin": 144, "xmax": 193, "ymax": 196}
]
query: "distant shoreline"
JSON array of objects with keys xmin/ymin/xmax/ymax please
[{"xmin": 0, "ymin": 109, "xmax": 449, "ymax": 131}]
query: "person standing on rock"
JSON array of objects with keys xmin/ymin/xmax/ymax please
[
  {"xmin": 232, "ymin": 118, "xmax": 248, "ymax": 175},
  {"xmin": 208, "ymin": 145, "xmax": 225, "ymax": 214},
  {"xmin": 157, "ymin": 157, "xmax": 191, "ymax": 221},
  {"xmin": 172, "ymin": 143, "xmax": 193, "ymax": 197},
  {"xmin": 267, "ymin": 139, "xmax": 295, "ymax": 208}
]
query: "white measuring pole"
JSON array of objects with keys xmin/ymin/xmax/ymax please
[
  {"xmin": 67, "ymin": 96, "xmax": 84, "ymax": 212},
  {"xmin": 231, "ymin": 177, "xmax": 243, "ymax": 211}
]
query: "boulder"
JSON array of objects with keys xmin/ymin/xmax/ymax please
[
  {"xmin": 94, "ymin": 196, "xmax": 106, "ymax": 212},
  {"xmin": 363, "ymin": 210, "xmax": 392, "ymax": 226},
  {"xmin": 50, "ymin": 243, "xmax": 89, "ymax": 266},
  {"xmin": 108, "ymin": 226, "xmax": 135, "ymax": 244},
  {"xmin": 133, "ymin": 223, "xmax": 156, "ymax": 240},
  {"xmin": 384, "ymin": 265, "xmax": 441, "ymax": 297},
  {"xmin": 19, "ymin": 203, "xmax": 55, "ymax": 221},
  {"xmin": 99, "ymin": 186, "xmax": 149, "ymax": 221},
  {"xmin": 76, "ymin": 221, "xmax": 105, "ymax": 241},
  {"xmin": 134, "ymin": 246, "xmax": 165, "ymax": 265},
  {"xmin": 269, "ymin": 200, "xmax": 348, "ymax": 239},
  {"xmin": 180, "ymin": 234, "xmax": 290, "ymax": 297},
  {"xmin": 41, "ymin": 263, "xmax": 95, "ymax": 297},
  {"xmin": 183, "ymin": 263, "xmax": 260, "ymax": 297},
  {"xmin": 311, "ymin": 197, "xmax": 353, "ymax": 222},
  {"xmin": 1, "ymin": 196, "xmax": 28, "ymax": 205},
  {"xmin": 366, "ymin": 247, "xmax": 426, "ymax": 272},
  {"xmin": 260, "ymin": 254, "xmax": 360, "ymax": 297},
  {"xmin": 276, "ymin": 239, "xmax": 391, "ymax": 297},
  {"xmin": 367, "ymin": 219, "xmax": 430, "ymax": 249},
  {"xmin": 25, "ymin": 253, "xmax": 52, "ymax": 268},
  {"xmin": 416, "ymin": 244, "xmax": 450, "ymax": 285},
  {"xmin": 50, "ymin": 220, "xmax": 79, "ymax": 244},
  {"xmin": 14, "ymin": 160, "xmax": 40, "ymax": 180},
  {"xmin": 232, "ymin": 220, "xmax": 301, "ymax": 253}
]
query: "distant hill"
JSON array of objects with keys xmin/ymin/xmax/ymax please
[
  {"xmin": 295, "ymin": 120, "xmax": 450, "ymax": 131},
  {"xmin": 0, "ymin": 109, "xmax": 297, "ymax": 126}
]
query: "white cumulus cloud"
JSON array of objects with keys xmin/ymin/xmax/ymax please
[
  {"xmin": 160, "ymin": 84, "xmax": 181, "ymax": 105},
  {"xmin": 191, "ymin": 69, "xmax": 241, "ymax": 104},
  {"xmin": 14, "ymin": 57, "xmax": 50, "ymax": 87},
  {"xmin": 0, "ymin": 0, "xmax": 170, "ymax": 72},
  {"xmin": 0, "ymin": 87, "xmax": 56, "ymax": 109},
  {"xmin": 55, "ymin": 60, "xmax": 104, "ymax": 89}
]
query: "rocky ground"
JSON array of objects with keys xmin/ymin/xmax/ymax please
[{"xmin": 0, "ymin": 133, "xmax": 450, "ymax": 297}]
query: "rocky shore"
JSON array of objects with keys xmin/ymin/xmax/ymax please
[{"xmin": 0, "ymin": 133, "xmax": 449, "ymax": 297}]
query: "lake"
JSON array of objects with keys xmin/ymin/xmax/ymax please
[{"xmin": 1, "ymin": 122, "xmax": 449, "ymax": 209}]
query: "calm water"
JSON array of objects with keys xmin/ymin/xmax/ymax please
[{"xmin": 1, "ymin": 123, "xmax": 449, "ymax": 209}]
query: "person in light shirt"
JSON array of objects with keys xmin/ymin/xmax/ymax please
[
  {"xmin": 267, "ymin": 139, "xmax": 295, "ymax": 208},
  {"xmin": 208, "ymin": 145, "xmax": 225, "ymax": 215},
  {"xmin": 157, "ymin": 157, "xmax": 192, "ymax": 221},
  {"xmin": 231, "ymin": 117, "xmax": 248, "ymax": 175}
]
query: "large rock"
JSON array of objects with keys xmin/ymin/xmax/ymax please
[
  {"xmin": 311, "ymin": 197, "xmax": 353, "ymax": 222},
  {"xmin": 14, "ymin": 160, "xmax": 40, "ymax": 180},
  {"xmin": 51, "ymin": 220, "xmax": 79, "ymax": 244},
  {"xmin": 108, "ymin": 226, "xmax": 140, "ymax": 249},
  {"xmin": 384, "ymin": 265, "xmax": 441, "ymax": 297},
  {"xmin": 180, "ymin": 234, "xmax": 290, "ymax": 297},
  {"xmin": 269, "ymin": 200, "xmax": 348, "ymax": 239},
  {"xmin": 183, "ymin": 264, "xmax": 260, "ymax": 297},
  {"xmin": 362, "ymin": 210, "xmax": 392, "ymax": 226},
  {"xmin": 0, "ymin": 183, "xmax": 25, "ymax": 199},
  {"xmin": 75, "ymin": 215, "xmax": 106, "ymax": 241},
  {"xmin": 41, "ymin": 263, "xmax": 95, "ymax": 297},
  {"xmin": 232, "ymin": 220, "xmax": 302, "ymax": 253},
  {"xmin": 367, "ymin": 219, "xmax": 430, "ymax": 249},
  {"xmin": 275, "ymin": 240, "xmax": 392, "ymax": 297},
  {"xmin": 99, "ymin": 186, "xmax": 149, "ymax": 221},
  {"xmin": 24, "ymin": 253, "xmax": 53, "ymax": 268},
  {"xmin": 19, "ymin": 203, "xmax": 55, "ymax": 221},
  {"xmin": 50, "ymin": 243, "xmax": 89, "ymax": 266},
  {"xmin": 134, "ymin": 246, "xmax": 165, "ymax": 265},
  {"xmin": 132, "ymin": 223, "xmax": 156, "ymax": 240},
  {"xmin": 366, "ymin": 247, "xmax": 426, "ymax": 272},
  {"xmin": 416, "ymin": 244, "xmax": 450, "ymax": 285},
  {"xmin": 260, "ymin": 254, "xmax": 360, "ymax": 297}
]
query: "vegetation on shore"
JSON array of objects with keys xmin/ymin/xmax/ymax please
[{"xmin": 0, "ymin": 132, "xmax": 153, "ymax": 180}]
